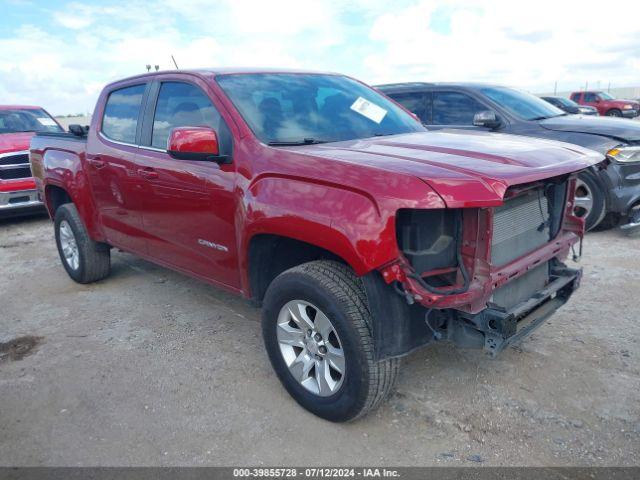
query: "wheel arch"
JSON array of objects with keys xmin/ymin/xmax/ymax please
[
  {"xmin": 245, "ymin": 232, "xmax": 363, "ymax": 304},
  {"xmin": 44, "ymin": 184, "xmax": 72, "ymax": 216}
]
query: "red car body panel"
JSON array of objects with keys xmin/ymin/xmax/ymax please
[
  {"xmin": 30, "ymin": 70, "xmax": 602, "ymax": 314},
  {"xmin": 0, "ymin": 130, "xmax": 35, "ymax": 154}
]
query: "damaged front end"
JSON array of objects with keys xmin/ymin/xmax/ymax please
[{"xmin": 364, "ymin": 174, "xmax": 585, "ymax": 359}]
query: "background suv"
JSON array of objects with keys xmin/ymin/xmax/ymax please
[
  {"xmin": 378, "ymin": 82, "xmax": 640, "ymax": 230},
  {"xmin": 570, "ymin": 91, "xmax": 639, "ymax": 118}
]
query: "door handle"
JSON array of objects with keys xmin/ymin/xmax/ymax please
[
  {"xmin": 88, "ymin": 156, "xmax": 106, "ymax": 169},
  {"xmin": 138, "ymin": 167, "xmax": 159, "ymax": 180}
]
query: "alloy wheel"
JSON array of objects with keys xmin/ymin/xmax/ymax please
[
  {"xmin": 276, "ymin": 300, "xmax": 345, "ymax": 397},
  {"xmin": 574, "ymin": 179, "xmax": 594, "ymax": 220},
  {"xmin": 59, "ymin": 220, "xmax": 80, "ymax": 270}
]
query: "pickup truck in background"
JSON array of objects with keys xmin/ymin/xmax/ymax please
[
  {"xmin": 379, "ymin": 82, "xmax": 640, "ymax": 231},
  {"xmin": 570, "ymin": 91, "xmax": 640, "ymax": 118},
  {"xmin": 31, "ymin": 69, "xmax": 600, "ymax": 421},
  {"xmin": 0, "ymin": 105, "xmax": 63, "ymax": 218}
]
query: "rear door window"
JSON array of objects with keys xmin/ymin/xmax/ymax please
[
  {"xmin": 102, "ymin": 84, "xmax": 146, "ymax": 144},
  {"xmin": 432, "ymin": 91, "xmax": 485, "ymax": 125},
  {"xmin": 390, "ymin": 92, "xmax": 428, "ymax": 122},
  {"xmin": 584, "ymin": 93, "xmax": 598, "ymax": 102}
]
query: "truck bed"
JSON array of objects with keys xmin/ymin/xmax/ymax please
[
  {"xmin": 30, "ymin": 131, "xmax": 87, "ymax": 156},
  {"xmin": 29, "ymin": 131, "xmax": 89, "ymax": 214}
]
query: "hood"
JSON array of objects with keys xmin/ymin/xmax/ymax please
[
  {"xmin": 293, "ymin": 130, "xmax": 602, "ymax": 208},
  {"xmin": 612, "ymin": 100, "xmax": 639, "ymax": 107},
  {"xmin": 539, "ymin": 115, "xmax": 640, "ymax": 143},
  {"xmin": 0, "ymin": 132, "xmax": 34, "ymax": 155}
]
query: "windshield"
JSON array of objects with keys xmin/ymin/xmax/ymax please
[
  {"xmin": 598, "ymin": 92, "xmax": 614, "ymax": 100},
  {"xmin": 216, "ymin": 73, "xmax": 425, "ymax": 144},
  {"xmin": 481, "ymin": 87, "xmax": 565, "ymax": 121},
  {"xmin": 555, "ymin": 97, "xmax": 578, "ymax": 107},
  {"xmin": 0, "ymin": 108, "xmax": 63, "ymax": 134}
]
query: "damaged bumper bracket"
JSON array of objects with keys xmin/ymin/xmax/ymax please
[{"xmin": 452, "ymin": 265, "xmax": 582, "ymax": 357}]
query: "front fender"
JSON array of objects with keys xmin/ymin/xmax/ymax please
[{"xmin": 238, "ymin": 172, "xmax": 445, "ymax": 289}]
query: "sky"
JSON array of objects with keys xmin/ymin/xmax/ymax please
[{"xmin": 1, "ymin": 0, "xmax": 639, "ymax": 115}]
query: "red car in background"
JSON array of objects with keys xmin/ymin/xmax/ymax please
[
  {"xmin": 570, "ymin": 91, "xmax": 640, "ymax": 118},
  {"xmin": 0, "ymin": 105, "xmax": 64, "ymax": 217}
]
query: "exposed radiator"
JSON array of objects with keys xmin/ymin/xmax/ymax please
[
  {"xmin": 492, "ymin": 261, "xmax": 549, "ymax": 310},
  {"xmin": 492, "ymin": 189, "xmax": 550, "ymax": 266}
]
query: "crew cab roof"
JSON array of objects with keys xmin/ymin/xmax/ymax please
[
  {"xmin": 103, "ymin": 67, "xmax": 341, "ymax": 88},
  {"xmin": 0, "ymin": 105, "xmax": 43, "ymax": 110}
]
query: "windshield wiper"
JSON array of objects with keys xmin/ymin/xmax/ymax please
[{"xmin": 267, "ymin": 138, "xmax": 327, "ymax": 146}]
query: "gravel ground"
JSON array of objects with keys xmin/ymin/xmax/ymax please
[{"xmin": 0, "ymin": 214, "xmax": 638, "ymax": 467}]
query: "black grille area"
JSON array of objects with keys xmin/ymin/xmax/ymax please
[
  {"xmin": 0, "ymin": 153, "xmax": 28, "ymax": 165},
  {"xmin": 0, "ymin": 152, "xmax": 32, "ymax": 180}
]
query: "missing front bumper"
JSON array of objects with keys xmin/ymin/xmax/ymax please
[{"xmin": 444, "ymin": 264, "xmax": 581, "ymax": 357}]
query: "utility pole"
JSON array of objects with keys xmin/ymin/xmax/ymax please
[{"xmin": 554, "ymin": 81, "xmax": 557, "ymax": 95}]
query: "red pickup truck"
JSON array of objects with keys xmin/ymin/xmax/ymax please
[
  {"xmin": 570, "ymin": 91, "xmax": 640, "ymax": 118},
  {"xmin": 1, "ymin": 105, "xmax": 63, "ymax": 217},
  {"xmin": 30, "ymin": 69, "xmax": 601, "ymax": 421}
]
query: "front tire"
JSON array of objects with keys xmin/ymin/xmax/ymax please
[
  {"xmin": 574, "ymin": 173, "xmax": 606, "ymax": 231},
  {"xmin": 262, "ymin": 260, "xmax": 400, "ymax": 422},
  {"xmin": 606, "ymin": 109, "xmax": 622, "ymax": 117},
  {"xmin": 54, "ymin": 203, "xmax": 111, "ymax": 283}
]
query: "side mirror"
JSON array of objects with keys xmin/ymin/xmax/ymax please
[
  {"xmin": 473, "ymin": 110, "xmax": 501, "ymax": 129},
  {"xmin": 68, "ymin": 124, "xmax": 89, "ymax": 137},
  {"xmin": 594, "ymin": 98, "xmax": 601, "ymax": 103},
  {"xmin": 167, "ymin": 127, "xmax": 230, "ymax": 163}
]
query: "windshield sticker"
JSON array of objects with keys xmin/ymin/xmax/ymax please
[
  {"xmin": 37, "ymin": 117, "xmax": 57, "ymax": 126},
  {"xmin": 350, "ymin": 97, "xmax": 387, "ymax": 124}
]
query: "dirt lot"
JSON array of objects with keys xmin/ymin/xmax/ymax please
[{"xmin": 0, "ymin": 214, "xmax": 638, "ymax": 466}]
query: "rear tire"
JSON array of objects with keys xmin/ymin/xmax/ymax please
[
  {"xmin": 606, "ymin": 109, "xmax": 622, "ymax": 117},
  {"xmin": 262, "ymin": 260, "xmax": 400, "ymax": 422},
  {"xmin": 54, "ymin": 203, "xmax": 111, "ymax": 283},
  {"xmin": 575, "ymin": 172, "xmax": 606, "ymax": 231}
]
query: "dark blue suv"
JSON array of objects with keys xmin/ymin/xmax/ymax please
[{"xmin": 377, "ymin": 82, "xmax": 640, "ymax": 231}]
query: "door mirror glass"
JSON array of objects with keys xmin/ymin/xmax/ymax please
[
  {"xmin": 167, "ymin": 126, "xmax": 227, "ymax": 162},
  {"xmin": 473, "ymin": 110, "xmax": 501, "ymax": 129}
]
